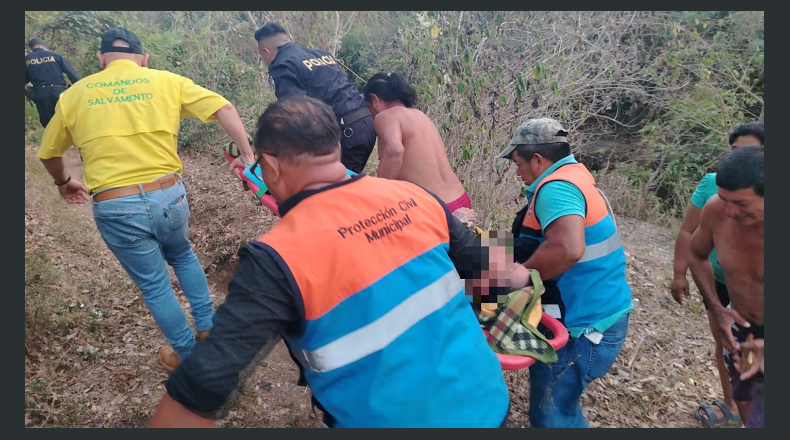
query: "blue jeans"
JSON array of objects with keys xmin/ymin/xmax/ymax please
[
  {"xmin": 528, "ymin": 314, "xmax": 629, "ymax": 428},
  {"xmin": 91, "ymin": 177, "xmax": 214, "ymax": 360}
]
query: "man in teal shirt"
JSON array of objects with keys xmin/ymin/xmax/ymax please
[
  {"xmin": 499, "ymin": 118, "xmax": 632, "ymax": 427},
  {"xmin": 671, "ymin": 121, "xmax": 764, "ymax": 426}
]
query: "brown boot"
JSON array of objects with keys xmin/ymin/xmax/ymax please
[
  {"xmin": 158, "ymin": 346, "xmax": 181, "ymax": 372},
  {"xmin": 196, "ymin": 330, "xmax": 210, "ymax": 342}
]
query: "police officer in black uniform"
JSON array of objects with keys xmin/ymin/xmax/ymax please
[
  {"xmin": 25, "ymin": 38, "xmax": 80, "ymax": 127},
  {"xmin": 254, "ymin": 23, "xmax": 376, "ymax": 173}
]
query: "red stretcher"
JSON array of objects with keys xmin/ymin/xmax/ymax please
[
  {"xmin": 483, "ymin": 313, "xmax": 569, "ymax": 370},
  {"xmin": 224, "ymin": 150, "xmax": 281, "ymax": 216},
  {"xmin": 224, "ymin": 147, "xmax": 356, "ymax": 218}
]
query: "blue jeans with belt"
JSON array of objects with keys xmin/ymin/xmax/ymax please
[
  {"xmin": 91, "ymin": 177, "xmax": 214, "ymax": 360},
  {"xmin": 528, "ymin": 314, "xmax": 629, "ymax": 428}
]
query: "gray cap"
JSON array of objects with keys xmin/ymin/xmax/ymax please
[{"xmin": 496, "ymin": 118, "xmax": 568, "ymax": 159}]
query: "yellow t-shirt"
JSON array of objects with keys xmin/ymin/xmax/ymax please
[{"xmin": 38, "ymin": 59, "xmax": 230, "ymax": 193}]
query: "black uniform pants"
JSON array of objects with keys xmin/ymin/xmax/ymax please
[
  {"xmin": 32, "ymin": 85, "xmax": 66, "ymax": 127},
  {"xmin": 340, "ymin": 115, "xmax": 377, "ymax": 173}
]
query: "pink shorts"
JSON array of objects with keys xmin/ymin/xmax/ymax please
[{"xmin": 446, "ymin": 191, "xmax": 472, "ymax": 213}]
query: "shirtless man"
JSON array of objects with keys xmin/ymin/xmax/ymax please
[
  {"xmin": 364, "ymin": 72, "xmax": 471, "ymax": 215},
  {"xmin": 689, "ymin": 146, "xmax": 764, "ymax": 425},
  {"xmin": 671, "ymin": 121, "xmax": 763, "ymax": 425}
]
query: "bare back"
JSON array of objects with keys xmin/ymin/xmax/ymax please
[
  {"xmin": 375, "ymin": 107, "xmax": 466, "ymax": 203},
  {"xmin": 707, "ymin": 198, "xmax": 764, "ymax": 325}
]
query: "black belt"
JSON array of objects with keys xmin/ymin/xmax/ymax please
[
  {"xmin": 33, "ymin": 83, "xmax": 66, "ymax": 88},
  {"xmin": 339, "ymin": 107, "xmax": 371, "ymax": 138},
  {"xmin": 339, "ymin": 106, "xmax": 371, "ymax": 128}
]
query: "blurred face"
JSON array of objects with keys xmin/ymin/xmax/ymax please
[
  {"xmin": 465, "ymin": 233, "xmax": 514, "ymax": 300},
  {"xmin": 731, "ymin": 134, "xmax": 763, "ymax": 150},
  {"xmin": 512, "ymin": 150, "xmax": 544, "ymax": 186},
  {"xmin": 718, "ymin": 187, "xmax": 764, "ymax": 225}
]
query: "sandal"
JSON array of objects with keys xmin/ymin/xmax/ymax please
[{"xmin": 696, "ymin": 400, "xmax": 741, "ymax": 426}]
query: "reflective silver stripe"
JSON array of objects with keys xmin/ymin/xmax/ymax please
[
  {"xmin": 542, "ymin": 304, "xmax": 562, "ymax": 319},
  {"xmin": 577, "ymin": 233, "xmax": 623, "ymax": 264},
  {"xmin": 294, "ymin": 269, "xmax": 463, "ymax": 373}
]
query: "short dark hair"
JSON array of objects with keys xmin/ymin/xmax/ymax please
[
  {"xmin": 254, "ymin": 95, "xmax": 340, "ymax": 160},
  {"xmin": 254, "ymin": 22, "xmax": 288, "ymax": 42},
  {"xmin": 729, "ymin": 121, "xmax": 764, "ymax": 146},
  {"xmin": 364, "ymin": 72, "xmax": 417, "ymax": 108},
  {"xmin": 716, "ymin": 146, "xmax": 764, "ymax": 197},
  {"xmin": 514, "ymin": 142, "xmax": 571, "ymax": 163},
  {"xmin": 28, "ymin": 38, "xmax": 46, "ymax": 49}
]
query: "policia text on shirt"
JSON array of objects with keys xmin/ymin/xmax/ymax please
[
  {"xmin": 24, "ymin": 37, "xmax": 81, "ymax": 127},
  {"xmin": 255, "ymin": 22, "xmax": 377, "ymax": 173}
]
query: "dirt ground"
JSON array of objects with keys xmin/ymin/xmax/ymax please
[{"xmin": 25, "ymin": 145, "xmax": 740, "ymax": 428}]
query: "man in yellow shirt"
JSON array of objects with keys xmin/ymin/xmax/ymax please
[{"xmin": 37, "ymin": 28, "xmax": 256, "ymax": 371}]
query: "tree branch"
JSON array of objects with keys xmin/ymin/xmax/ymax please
[{"xmin": 244, "ymin": 11, "xmax": 258, "ymax": 29}]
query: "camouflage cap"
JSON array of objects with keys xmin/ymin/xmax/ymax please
[{"xmin": 496, "ymin": 118, "xmax": 568, "ymax": 159}]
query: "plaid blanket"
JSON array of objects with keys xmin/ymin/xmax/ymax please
[
  {"xmin": 464, "ymin": 225, "xmax": 557, "ymax": 363},
  {"xmin": 478, "ymin": 269, "xmax": 558, "ymax": 364}
]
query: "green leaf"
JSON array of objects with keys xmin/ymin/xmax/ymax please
[
  {"xmin": 550, "ymin": 80, "xmax": 559, "ymax": 93},
  {"xmin": 463, "ymin": 48, "xmax": 472, "ymax": 65},
  {"xmin": 461, "ymin": 147, "xmax": 472, "ymax": 162}
]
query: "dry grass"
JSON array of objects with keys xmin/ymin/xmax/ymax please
[
  {"xmin": 24, "ymin": 145, "xmax": 320, "ymax": 428},
  {"xmin": 25, "ymin": 144, "xmax": 737, "ymax": 428}
]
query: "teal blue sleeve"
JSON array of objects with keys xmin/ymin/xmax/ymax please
[
  {"xmin": 690, "ymin": 173, "xmax": 718, "ymax": 209},
  {"xmin": 534, "ymin": 181, "xmax": 586, "ymax": 232}
]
